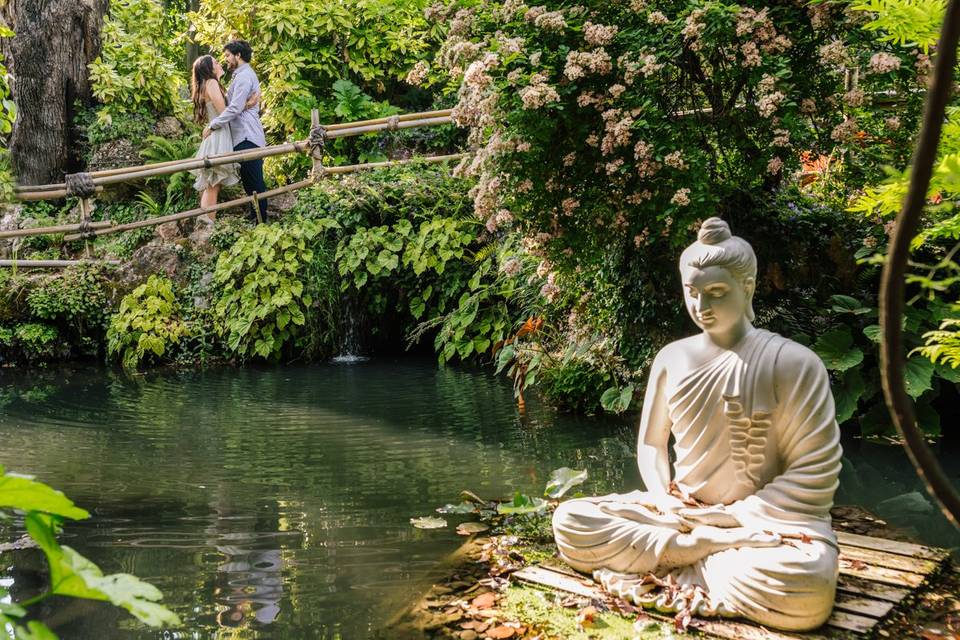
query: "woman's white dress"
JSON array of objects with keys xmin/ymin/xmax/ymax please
[{"xmin": 191, "ymin": 101, "xmax": 240, "ymax": 191}]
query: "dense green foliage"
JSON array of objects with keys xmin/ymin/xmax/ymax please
[
  {"xmin": 88, "ymin": 0, "xmax": 185, "ymax": 123},
  {"xmin": 0, "ymin": 466, "xmax": 179, "ymax": 637},
  {"xmin": 213, "ymin": 218, "xmax": 339, "ymax": 360},
  {"xmin": 107, "ymin": 275, "xmax": 187, "ymax": 369},
  {"xmin": 0, "ymin": 23, "xmax": 16, "ymax": 202}
]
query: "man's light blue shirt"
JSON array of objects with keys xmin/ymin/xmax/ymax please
[{"xmin": 208, "ymin": 63, "xmax": 267, "ymax": 148}]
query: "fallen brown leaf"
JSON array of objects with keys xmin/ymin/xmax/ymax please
[
  {"xmin": 486, "ymin": 625, "xmax": 516, "ymax": 639},
  {"xmin": 471, "ymin": 592, "xmax": 497, "ymax": 610},
  {"xmin": 576, "ymin": 605, "xmax": 598, "ymax": 628}
]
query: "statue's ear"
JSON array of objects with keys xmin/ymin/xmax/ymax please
[{"xmin": 743, "ymin": 276, "xmax": 756, "ymax": 298}]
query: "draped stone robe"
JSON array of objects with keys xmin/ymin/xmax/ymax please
[{"xmin": 553, "ymin": 329, "xmax": 843, "ymax": 631}]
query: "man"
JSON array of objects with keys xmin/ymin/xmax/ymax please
[{"xmin": 203, "ymin": 40, "xmax": 269, "ymax": 223}]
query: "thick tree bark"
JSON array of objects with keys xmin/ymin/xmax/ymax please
[{"xmin": 1, "ymin": 0, "xmax": 109, "ymax": 186}]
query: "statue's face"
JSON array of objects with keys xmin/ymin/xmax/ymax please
[{"xmin": 681, "ymin": 264, "xmax": 753, "ymax": 337}]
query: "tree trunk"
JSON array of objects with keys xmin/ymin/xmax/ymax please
[{"xmin": 1, "ymin": 0, "xmax": 109, "ymax": 186}]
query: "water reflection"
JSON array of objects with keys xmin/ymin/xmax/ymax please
[
  {"xmin": 0, "ymin": 360, "xmax": 630, "ymax": 638},
  {"xmin": 0, "ymin": 361, "xmax": 956, "ymax": 639}
]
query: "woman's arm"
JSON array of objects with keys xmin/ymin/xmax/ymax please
[
  {"xmin": 637, "ymin": 349, "xmax": 673, "ymax": 495},
  {"xmin": 206, "ymin": 80, "xmax": 227, "ymax": 115}
]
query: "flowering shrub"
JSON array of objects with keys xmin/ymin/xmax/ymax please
[{"xmin": 405, "ymin": 0, "xmax": 945, "ymax": 416}]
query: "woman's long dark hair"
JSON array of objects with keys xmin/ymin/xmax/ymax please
[{"xmin": 191, "ymin": 55, "xmax": 225, "ymax": 125}]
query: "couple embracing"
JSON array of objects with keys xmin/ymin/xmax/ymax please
[{"xmin": 189, "ymin": 40, "xmax": 269, "ymax": 224}]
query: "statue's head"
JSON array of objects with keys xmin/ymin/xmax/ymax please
[{"xmin": 679, "ymin": 218, "xmax": 757, "ymax": 336}]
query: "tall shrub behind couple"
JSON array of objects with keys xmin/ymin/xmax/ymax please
[{"xmin": 190, "ymin": 40, "xmax": 269, "ymax": 224}]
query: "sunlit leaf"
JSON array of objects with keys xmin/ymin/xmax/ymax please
[
  {"xmin": 544, "ymin": 467, "xmax": 588, "ymax": 499},
  {"xmin": 0, "ymin": 468, "xmax": 89, "ymax": 520},
  {"xmin": 25, "ymin": 513, "xmax": 181, "ymax": 627},
  {"xmin": 497, "ymin": 491, "xmax": 548, "ymax": 515}
]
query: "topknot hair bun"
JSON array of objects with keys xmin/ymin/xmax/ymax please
[{"xmin": 697, "ymin": 217, "xmax": 732, "ymax": 244}]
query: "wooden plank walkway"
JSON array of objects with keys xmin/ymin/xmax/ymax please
[{"xmin": 513, "ymin": 531, "xmax": 952, "ymax": 639}]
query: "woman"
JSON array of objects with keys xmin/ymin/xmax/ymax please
[
  {"xmin": 552, "ymin": 218, "xmax": 842, "ymax": 631},
  {"xmin": 189, "ymin": 55, "xmax": 256, "ymax": 221}
]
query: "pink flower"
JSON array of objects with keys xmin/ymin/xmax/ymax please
[
  {"xmin": 584, "ymin": 21, "xmax": 618, "ymax": 46},
  {"xmin": 671, "ymin": 188, "xmax": 690, "ymax": 206},
  {"xmin": 647, "ymin": 11, "xmax": 669, "ymax": 25},
  {"xmin": 767, "ymin": 156, "xmax": 783, "ymax": 174},
  {"xmin": 869, "ymin": 52, "xmax": 901, "ymax": 74}
]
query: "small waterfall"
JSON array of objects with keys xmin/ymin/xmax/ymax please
[{"xmin": 331, "ymin": 295, "xmax": 369, "ymax": 363}]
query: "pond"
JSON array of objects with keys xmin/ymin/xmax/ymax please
[{"xmin": 1, "ymin": 360, "xmax": 958, "ymax": 639}]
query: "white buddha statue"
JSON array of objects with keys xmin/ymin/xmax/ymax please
[{"xmin": 552, "ymin": 217, "xmax": 842, "ymax": 631}]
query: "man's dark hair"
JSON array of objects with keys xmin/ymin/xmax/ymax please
[{"xmin": 223, "ymin": 40, "xmax": 253, "ymax": 62}]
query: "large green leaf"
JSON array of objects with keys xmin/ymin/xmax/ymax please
[
  {"xmin": 600, "ymin": 384, "xmax": 634, "ymax": 414},
  {"xmin": 833, "ymin": 368, "xmax": 866, "ymax": 424},
  {"xmin": 829, "ymin": 295, "xmax": 873, "ymax": 316},
  {"xmin": 904, "ymin": 356, "xmax": 935, "ymax": 399},
  {"xmin": 0, "ymin": 467, "xmax": 89, "ymax": 520},
  {"xmin": 544, "ymin": 468, "xmax": 588, "ymax": 499},
  {"xmin": 814, "ymin": 327, "xmax": 864, "ymax": 372},
  {"xmin": 25, "ymin": 514, "xmax": 180, "ymax": 627}
]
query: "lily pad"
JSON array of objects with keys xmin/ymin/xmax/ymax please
[
  {"xmin": 437, "ymin": 502, "xmax": 476, "ymax": 514},
  {"xmin": 410, "ymin": 516, "xmax": 447, "ymax": 529},
  {"xmin": 456, "ymin": 522, "xmax": 490, "ymax": 536},
  {"xmin": 544, "ymin": 467, "xmax": 588, "ymax": 499}
]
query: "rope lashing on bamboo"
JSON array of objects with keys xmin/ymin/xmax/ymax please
[
  {"xmin": 388, "ymin": 115, "xmax": 400, "ymax": 131},
  {"xmin": 308, "ymin": 124, "xmax": 328, "ymax": 152},
  {"xmin": 64, "ymin": 172, "xmax": 97, "ymax": 198}
]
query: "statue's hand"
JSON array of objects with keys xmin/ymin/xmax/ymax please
[
  {"xmin": 693, "ymin": 526, "xmax": 782, "ymax": 551},
  {"xmin": 678, "ymin": 505, "xmax": 741, "ymax": 529},
  {"xmin": 643, "ymin": 492, "xmax": 687, "ymax": 515}
]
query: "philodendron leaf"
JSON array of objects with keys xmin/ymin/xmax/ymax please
[
  {"xmin": 0, "ymin": 467, "xmax": 89, "ymax": 520},
  {"xmin": 904, "ymin": 355, "xmax": 935, "ymax": 399},
  {"xmin": 833, "ymin": 367, "xmax": 866, "ymax": 424},
  {"xmin": 814, "ymin": 327, "xmax": 864, "ymax": 372},
  {"xmin": 497, "ymin": 491, "xmax": 548, "ymax": 515},
  {"xmin": 544, "ymin": 468, "xmax": 588, "ymax": 499},
  {"xmin": 25, "ymin": 513, "xmax": 181, "ymax": 627},
  {"xmin": 410, "ymin": 516, "xmax": 447, "ymax": 529}
]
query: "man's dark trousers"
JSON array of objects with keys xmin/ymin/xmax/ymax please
[{"xmin": 234, "ymin": 139, "xmax": 268, "ymax": 223}]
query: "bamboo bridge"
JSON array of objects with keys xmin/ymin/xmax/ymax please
[{"xmin": 0, "ymin": 108, "xmax": 464, "ymax": 268}]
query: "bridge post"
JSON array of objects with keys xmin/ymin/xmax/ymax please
[{"xmin": 310, "ymin": 109, "xmax": 324, "ymax": 181}]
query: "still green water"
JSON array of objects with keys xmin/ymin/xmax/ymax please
[{"xmin": 0, "ymin": 360, "xmax": 957, "ymax": 639}]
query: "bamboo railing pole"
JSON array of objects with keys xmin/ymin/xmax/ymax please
[
  {"xmin": 62, "ymin": 153, "xmax": 469, "ymax": 242},
  {"xmin": 63, "ymin": 179, "xmax": 315, "ymax": 241},
  {"xmin": 16, "ymin": 186, "xmax": 105, "ymax": 202},
  {"xmin": 310, "ymin": 108, "xmax": 324, "ymax": 180},
  {"xmin": 0, "ymin": 259, "xmax": 121, "ymax": 268},
  {"xmin": 0, "ymin": 220, "xmax": 113, "ymax": 240},
  {"xmin": 322, "ymin": 109, "xmax": 453, "ymax": 132},
  {"xmin": 13, "ymin": 110, "xmax": 455, "ymax": 197}
]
